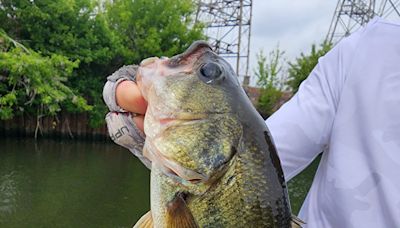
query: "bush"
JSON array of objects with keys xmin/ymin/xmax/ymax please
[
  {"xmin": 0, "ymin": 0, "xmax": 204, "ymax": 127},
  {"xmin": 254, "ymin": 47, "xmax": 286, "ymax": 117},
  {"xmin": 0, "ymin": 30, "xmax": 91, "ymax": 120},
  {"xmin": 287, "ymin": 42, "xmax": 332, "ymax": 92}
]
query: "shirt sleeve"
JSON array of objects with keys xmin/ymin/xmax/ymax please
[{"xmin": 265, "ymin": 31, "xmax": 363, "ymax": 181}]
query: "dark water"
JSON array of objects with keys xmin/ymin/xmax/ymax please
[{"xmin": 0, "ymin": 138, "xmax": 319, "ymax": 227}]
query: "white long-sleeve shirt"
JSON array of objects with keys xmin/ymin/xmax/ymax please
[{"xmin": 266, "ymin": 17, "xmax": 400, "ymax": 228}]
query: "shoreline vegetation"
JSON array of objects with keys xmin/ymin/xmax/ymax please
[
  {"xmin": 0, "ymin": 112, "xmax": 109, "ymax": 140},
  {"xmin": 0, "ymin": 0, "xmax": 204, "ymax": 139}
]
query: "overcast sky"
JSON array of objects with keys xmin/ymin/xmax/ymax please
[
  {"xmin": 246, "ymin": 0, "xmax": 338, "ymax": 85},
  {"xmin": 252, "ymin": 1, "xmax": 337, "ymax": 59}
]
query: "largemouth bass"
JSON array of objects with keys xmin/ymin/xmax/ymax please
[{"xmin": 135, "ymin": 41, "xmax": 302, "ymax": 228}]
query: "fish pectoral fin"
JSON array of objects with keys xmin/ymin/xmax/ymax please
[
  {"xmin": 291, "ymin": 214, "xmax": 305, "ymax": 228},
  {"xmin": 166, "ymin": 194, "xmax": 198, "ymax": 228},
  {"xmin": 133, "ymin": 211, "xmax": 153, "ymax": 228}
]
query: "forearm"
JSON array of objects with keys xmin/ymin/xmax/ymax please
[{"xmin": 266, "ymin": 37, "xmax": 351, "ymax": 180}]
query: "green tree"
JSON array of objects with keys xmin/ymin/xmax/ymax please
[
  {"xmin": 254, "ymin": 48, "xmax": 286, "ymax": 117},
  {"xmin": 105, "ymin": 0, "xmax": 204, "ymax": 63},
  {"xmin": 287, "ymin": 41, "xmax": 332, "ymax": 92},
  {"xmin": 0, "ymin": 30, "xmax": 91, "ymax": 137},
  {"xmin": 0, "ymin": 0, "xmax": 204, "ymax": 127},
  {"xmin": 0, "ymin": 0, "xmax": 120, "ymax": 63},
  {"xmin": 0, "ymin": 0, "xmax": 122, "ymax": 126}
]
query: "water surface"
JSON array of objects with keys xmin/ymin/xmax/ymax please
[{"xmin": 0, "ymin": 138, "xmax": 318, "ymax": 227}]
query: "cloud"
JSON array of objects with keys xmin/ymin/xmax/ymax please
[
  {"xmin": 252, "ymin": 0, "xmax": 336, "ymax": 56},
  {"xmin": 253, "ymin": 1, "xmax": 332, "ymax": 37},
  {"xmin": 246, "ymin": 0, "xmax": 338, "ymax": 85}
]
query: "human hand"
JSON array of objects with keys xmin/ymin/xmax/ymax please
[
  {"xmin": 103, "ymin": 64, "xmax": 151, "ymax": 168},
  {"xmin": 115, "ymin": 80, "xmax": 147, "ymax": 132}
]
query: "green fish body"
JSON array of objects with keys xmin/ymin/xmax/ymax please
[{"xmin": 135, "ymin": 41, "xmax": 302, "ymax": 228}]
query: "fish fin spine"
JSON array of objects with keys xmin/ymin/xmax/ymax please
[
  {"xmin": 166, "ymin": 194, "xmax": 198, "ymax": 228},
  {"xmin": 133, "ymin": 211, "xmax": 153, "ymax": 228}
]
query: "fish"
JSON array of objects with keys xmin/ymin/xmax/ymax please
[{"xmin": 134, "ymin": 41, "xmax": 303, "ymax": 228}]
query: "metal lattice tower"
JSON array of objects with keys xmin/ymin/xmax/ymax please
[
  {"xmin": 195, "ymin": 0, "xmax": 253, "ymax": 85},
  {"xmin": 327, "ymin": 0, "xmax": 400, "ymax": 43}
]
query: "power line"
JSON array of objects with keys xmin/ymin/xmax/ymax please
[{"xmin": 327, "ymin": 0, "xmax": 400, "ymax": 44}]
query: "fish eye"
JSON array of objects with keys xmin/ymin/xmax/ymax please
[{"xmin": 199, "ymin": 62, "xmax": 223, "ymax": 83}]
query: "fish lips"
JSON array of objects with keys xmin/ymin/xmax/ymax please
[{"xmin": 168, "ymin": 41, "xmax": 213, "ymax": 67}]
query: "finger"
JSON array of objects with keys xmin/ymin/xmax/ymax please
[
  {"xmin": 133, "ymin": 114, "xmax": 145, "ymax": 133},
  {"xmin": 116, "ymin": 80, "xmax": 147, "ymax": 114}
]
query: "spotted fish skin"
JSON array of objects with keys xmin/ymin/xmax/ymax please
[
  {"xmin": 188, "ymin": 132, "xmax": 292, "ymax": 227},
  {"xmin": 136, "ymin": 41, "xmax": 294, "ymax": 228}
]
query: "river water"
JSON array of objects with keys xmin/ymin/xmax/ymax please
[{"xmin": 0, "ymin": 138, "xmax": 319, "ymax": 227}]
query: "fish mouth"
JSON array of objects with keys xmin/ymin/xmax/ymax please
[
  {"xmin": 168, "ymin": 41, "xmax": 213, "ymax": 67},
  {"xmin": 144, "ymin": 140, "xmax": 209, "ymax": 185},
  {"xmin": 146, "ymin": 100, "xmax": 228, "ymax": 129}
]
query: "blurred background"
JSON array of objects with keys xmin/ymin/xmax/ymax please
[{"xmin": 0, "ymin": 0, "xmax": 399, "ymax": 227}]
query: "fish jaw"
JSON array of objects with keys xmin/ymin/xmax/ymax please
[
  {"xmin": 142, "ymin": 109, "xmax": 242, "ymax": 190},
  {"xmin": 144, "ymin": 139, "xmax": 209, "ymax": 185},
  {"xmin": 142, "ymin": 114, "xmax": 238, "ymax": 196}
]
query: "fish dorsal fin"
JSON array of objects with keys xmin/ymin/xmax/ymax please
[
  {"xmin": 133, "ymin": 211, "xmax": 153, "ymax": 228},
  {"xmin": 291, "ymin": 215, "xmax": 305, "ymax": 228},
  {"xmin": 166, "ymin": 194, "xmax": 198, "ymax": 228},
  {"xmin": 263, "ymin": 131, "xmax": 286, "ymax": 185}
]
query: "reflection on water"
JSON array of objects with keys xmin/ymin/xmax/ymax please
[
  {"xmin": 0, "ymin": 138, "xmax": 150, "ymax": 228},
  {"xmin": 0, "ymin": 138, "xmax": 319, "ymax": 227},
  {"xmin": 0, "ymin": 171, "xmax": 18, "ymax": 215}
]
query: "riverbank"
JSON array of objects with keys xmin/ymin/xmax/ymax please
[{"xmin": 0, "ymin": 113, "xmax": 108, "ymax": 140}]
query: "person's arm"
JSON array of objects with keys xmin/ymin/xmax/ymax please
[{"xmin": 266, "ymin": 32, "xmax": 362, "ymax": 181}]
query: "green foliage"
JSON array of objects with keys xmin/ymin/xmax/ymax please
[
  {"xmin": 257, "ymin": 88, "xmax": 283, "ymax": 118},
  {"xmin": 287, "ymin": 42, "xmax": 332, "ymax": 92},
  {"xmin": 0, "ymin": 31, "xmax": 91, "ymax": 120},
  {"xmin": 0, "ymin": 0, "xmax": 121, "ymax": 126},
  {"xmin": 105, "ymin": 0, "xmax": 205, "ymax": 63},
  {"xmin": 256, "ymin": 48, "xmax": 285, "ymax": 89},
  {"xmin": 0, "ymin": 0, "xmax": 204, "ymax": 128},
  {"xmin": 254, "ymin": 48, "xmax": 286, "ymax": 117},
  {"xmin": 1, "ymin": 0, "xmax": 120, "ymax": 64}
]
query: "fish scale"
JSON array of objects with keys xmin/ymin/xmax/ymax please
[{"xmin": 187, "ymin": 138, "xmax": 288, "ymax": 227}]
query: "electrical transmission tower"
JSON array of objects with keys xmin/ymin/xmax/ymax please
[
  {"xmin": 327, "ymin": 0, "xmax": 400, "ymax": 43},
  {"xmin": 196, "ymin": 0, "xmax": 253, "ymax": 85}
]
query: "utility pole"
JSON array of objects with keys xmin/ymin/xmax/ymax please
[
  {"xmin": 327, "ymin": 0, "xmax": 400, "ymax": 44},
  {"xmin": 196, "ymin": 0, "xmax": 253, "ymax": 85}
]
